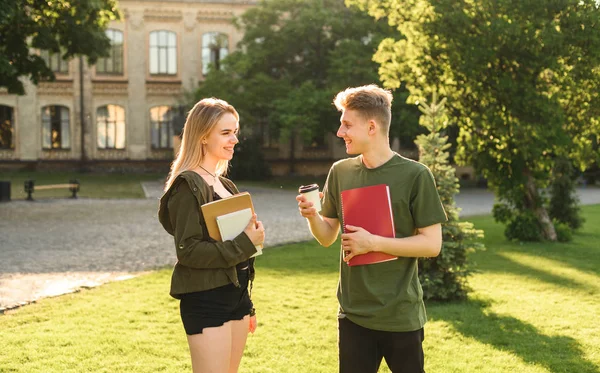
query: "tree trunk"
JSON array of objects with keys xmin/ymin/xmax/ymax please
[{"xmin": 524, "ymin": 172, "xmax": 557, "ymax": 241}]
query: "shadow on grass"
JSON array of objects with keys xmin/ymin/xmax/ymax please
[
  {"xmin": 500, "ymin": 239, "xmax": 600, "ymax": 278},
  {"xmin": 473, "ymin": 251, "xmax": 594, "ymax": 293},
  {"xmin": 429, "ymin": 299, "xmax": 599, "ymax": 373},
  {"xmin": 471, "ymin": 209, "xmax": 600, "ymax": 279}
]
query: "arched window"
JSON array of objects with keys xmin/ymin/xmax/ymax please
[
  {"xmin": 40, "ymin": 50, "xmax": 69, "ymax": 73},
  {"xmin": 0, "ymin": 105, "xmax": 14, "ymax": 149},
  {"xmin": 150, "ymin": 106, "xmax": 174, "ymax": 149},
  {"xmin": 149, "ymin": 30, "xmax": 177, "ymax": 75},
  {"xmin": 202, "ymin": 32, "xmax": 229, "ymax": 76},
  {"xmin": 96, "ymin": 29, "xmax": 124, "ymax": 75},
  {"xmin": 41, "ymin": 106, "xmax": 70, "ymax": 149},
  {"xmin": 97, "ymin": 105, "xmax": 126, "ymax": 149}
]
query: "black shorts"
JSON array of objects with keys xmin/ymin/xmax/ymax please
[{"xmin": 179, "ymin": 269, "xmax": 253, "ymax": 335}]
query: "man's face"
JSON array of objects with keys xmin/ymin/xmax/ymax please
[{"xmin": 337, "ymin": 109, "xmax": 370, "ymax": 155}]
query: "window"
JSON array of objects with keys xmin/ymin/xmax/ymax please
[
  {"xmin": 40, "ymin": 50, "xmax": 69, "ymax": 73},
  {"xmin": 97, "ymin": 105, "xmax": 126, "ymax": 149},
  {"xmin": 150, "ymin": 106, "xmax": 174, "ymax": 149},
  {"xmin": 42, "ymin": 106, "xmax": 70, "ymax": 149},
  {"xmin": 96, "ymin": 29, "xmax": 124, "ymax": 75},
  {"xmin": 0, "ymin": 105, "xmax": 14, "ymax": 149},
  {"xmin": 202, "ymin": 32, "xmax": 229, "ymax": 75},
  {"xmin": 149, "ymin": 31, "xmax": 177, "ymax": 75}
]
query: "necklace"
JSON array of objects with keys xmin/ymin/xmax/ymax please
[{"xmin": 198, "ymin": 165, "xmax": 217, "ymax": 184}]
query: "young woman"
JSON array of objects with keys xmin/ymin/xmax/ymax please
[{"xmin": 158, "ymin": 98, "xmax": 265, "ymax": 373}]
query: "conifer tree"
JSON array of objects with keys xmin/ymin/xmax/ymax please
[{"xmin": 415, "ymin": 93, "xmax": 485, "ymax": 300}]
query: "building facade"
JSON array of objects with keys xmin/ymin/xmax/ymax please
[{"xmin": 0, "ymin": 0, "xmax": 257, "ymax": 172}]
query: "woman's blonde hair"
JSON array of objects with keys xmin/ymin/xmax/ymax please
[{"xmin": 164, "ymin": 98, "xmax": 239, "ymax": 191}]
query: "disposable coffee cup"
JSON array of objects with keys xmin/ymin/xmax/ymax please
[{"xmin": 299, "ymin": 184, "xmax": 321, "ymax": 212}]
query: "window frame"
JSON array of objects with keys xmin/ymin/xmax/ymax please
[
  {"xmin": 202, "ymin": 32, "xmax": 229, "ymax": 76},
  {"xmin": 40, "ymin": 50, "xmax": 69, "ymax": 74},
  {"xmin": 96, "ymin": 105, "xmax": 126, "ymax": 150},
  {"xmin": 150, "ymin": 106, "xmax": 175, "ymax": 149},
  {"xmin": 41, "ymin": 105, "xmax": 71, "ymax": 150},
  {"xmin": 0, "ymin": 105, "xmax": 14, "ymax": 150},
  {"xmin": 149, "ymin": 30, "xmax": 178, "ymax": 76},
  {"xmin": 96, "ymin": 29, "xmax": 125, "ymax": 76}
]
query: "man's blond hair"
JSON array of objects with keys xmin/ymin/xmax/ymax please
[{"xmin": 333, "ymin": 84, "xmax": 393, "ymax": 134}]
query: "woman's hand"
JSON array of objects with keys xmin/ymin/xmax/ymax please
[
  {"xmin": 244, "ymin": 214, "xmax": 265, "ymax": 246},
  {"xmin": 249, "ymin": 315, "xmax": 257, "ymax": 334}
]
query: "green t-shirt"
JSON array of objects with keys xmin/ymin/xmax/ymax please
[{"xmin": 320, "ymin": 153, "xmax": 447, "ymax": 332}]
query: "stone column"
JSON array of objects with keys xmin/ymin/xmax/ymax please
[
  {"xmin": 72, "ymin": 57, "xmax": 94, "ymax": 161},
  {"xmin": 181, "ymin": 11, "xmax": 199, "ymax": 93},
  {"xmin": 125, "ymin": 9, "xmax": 147, "ymax": 160},
  {"xmin": 16, "ymin": 80, "xmax": 38, "ymax": 160}
]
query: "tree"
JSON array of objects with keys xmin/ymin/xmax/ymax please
[
  {"xmin": 194, "ymin": 0, "xmax": 421, "ymax": 172},
  {"xmin": 348, "ymin": 0, "xmax": 600, "ymax": 241},
  {"xmin": 0, "ymin": 0, "xmax": 120, "ymax": 95},
  {"xmin": 415, "ymin": 93, "xmax": 484, "ymax": 300}
]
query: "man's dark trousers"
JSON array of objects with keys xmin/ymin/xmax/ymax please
[{"xmin": 338, "ymin": 316, "xmax": 425, "ymax": 373}]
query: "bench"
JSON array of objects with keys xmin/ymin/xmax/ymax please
[{"xmin": 24, "ymin": 179, "xmax": 80, "ymax": 201}]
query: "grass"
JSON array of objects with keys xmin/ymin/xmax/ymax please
[
  {"xmin": 0, "ymin": 171, "xmax": 167, "ymax": 199},
  {"xmin": 1, "ymin": 206, "xmax": 599, "ymax": 372}
]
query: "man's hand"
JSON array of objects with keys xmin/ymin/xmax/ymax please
[
  {"xmin": 296, "ymin": 192, "xmax": 324, "ymax": 220},
  {"xmin": 341, "ymin": 225, "xmax": 376, "ymax": 263},
  {"xmin": 296, "ymin": 192, "xmax": 340, "ymax": 247}
]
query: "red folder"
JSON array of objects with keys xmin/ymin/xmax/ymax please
[{"xmin": 341, "ymin": 184, "xmax": 397, "ymax": 266}]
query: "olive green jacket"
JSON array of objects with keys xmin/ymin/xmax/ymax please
[{"xmin": 158, "ymin": 170, "xmax": 257, "ymax": 299}]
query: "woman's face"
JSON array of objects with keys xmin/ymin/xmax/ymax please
[{"xmin": 204, "ymin": 112, "xmax": 239, "ymax": 161}]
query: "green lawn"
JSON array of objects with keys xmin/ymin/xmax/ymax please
[
  {"xmin": 1, "ymin": 207, "xmax": 599, "ymax": 372},
  {"xmin": 0, "ymin": 171, "xmax": 167, "ymax": 199}
]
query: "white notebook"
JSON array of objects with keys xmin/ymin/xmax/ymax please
[{"xmin": 216, "ymin": 208, "xmax": 262, "ymax": 257}]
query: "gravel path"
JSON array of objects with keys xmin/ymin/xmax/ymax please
[{"xmin": 1, "ymin": 183, "xmax": 599, "ymax": 311}]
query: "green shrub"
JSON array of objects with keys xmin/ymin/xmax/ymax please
[
  {"xmin": 549, "ymin": 158, "xmax": 585, "ymax": 230},
  {"xmin": 554, "ymin": 221, "xmax": 573, "ymax": 242},
  {"xmin": 504, "ymin": 212, "xmax": 543, "ymax": 242}
]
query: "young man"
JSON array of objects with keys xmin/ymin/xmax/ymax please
[{"xmin": 296, "ymin": 84, "xmax": 447, "ymax": 373}]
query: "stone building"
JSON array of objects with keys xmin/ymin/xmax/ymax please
[{"xmin": 0, "ymin": 0, "xmax": 257, "ymax": 172}]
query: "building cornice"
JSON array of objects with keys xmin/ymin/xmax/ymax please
[
  {"xmin": 92, "ymin": 81, "xmax": 129, "ymax": 96},
  {"xmin": 146, "ymin": 81, "xmax": 183, "ymax": 96},
  {"xmin": 196, "ymin": 9, "xmax": 235, "ymax": 23},
  {"xmin": 143, "ymin": 8, "xmax": 183, "ymax": 23},
  {"xmin": 37, "ymin": 82, "xmax": 74, "ymax": 96}
]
